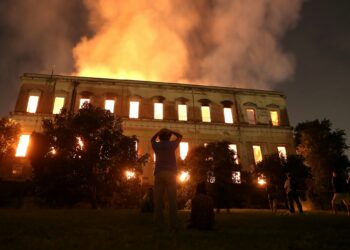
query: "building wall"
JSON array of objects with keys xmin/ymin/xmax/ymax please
[{"xmin": 10, "ymin": 73, "xmax": 294, "ymax": 184}]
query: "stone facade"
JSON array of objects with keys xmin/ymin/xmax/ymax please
[{"xmin": 9, "ymin": 73, "xmax": 294, "ymax": 183}]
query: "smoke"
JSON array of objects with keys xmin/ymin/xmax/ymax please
[
  {"xmin": 74, "ymin": 0, "xmax": 304, "ymax": 89},
  {"xmin": 0, "ymin": 0, "xmax": 89, "ymax": 115}
]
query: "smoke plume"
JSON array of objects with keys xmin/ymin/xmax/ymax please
[
  {"xmin": 74, "ymin": 0, "xmax": 303, "ymax": 89},
  {"xmin": 0, "ymin": 0, "xmax": 89, "ymax": 115}
]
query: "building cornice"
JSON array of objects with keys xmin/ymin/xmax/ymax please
[{"xmin": 21, "ymin": 73, "xmax": 286, "ymax": 98}]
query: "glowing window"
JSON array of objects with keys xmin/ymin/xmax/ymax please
[
  {"xmin": 224, "ymin": 107, "xmax": 234, "ymax": 124},
  {"xmin": 229, "ymin": 144, "xmax": 239, "ymax": 164},
  {"xmin": 180, "ymin": 142, "xmax": 189, "ymax": 160},
  {"xmin": 201, "ymin": 106, "xmax": 211, "ymax": 122},
  {"xmin": 15, "ymin": 135, "xmax": 30, "ymax": 157},
  {"xmin": 178, "ymin": 104, "xmax": 187, "ymax": 121},
  {"xmin": 52, "ymin": 97, "xmax": 65, "ymax": 114},
  {"xmin": 79, "ymin": 98, "xmax": 90, "ymax": 108},
  {"xmin": 252, "ymin": 145, "xmax": 263, "ymax": 164},
  {"xmin": 129, "ymin": 101, "xmax": 139, "ymax": 118},
  {"xmin": 105, "ymin": 100, "xmax": 115, "ymax": 113},
  {"xmin": 277, "ymin": 146, "xmax": 287, "ymax": 159},
  {"xmin": 232, "ymin": 171, "xmax": 241, "ymax": 184},
  {"xmin": 26, "ymin": 95, "xmax": 39, "ymax": 113},
  {"xmin": 246, "ymin": 109, "xmax": 256, "ymax": 124},
  {"xmin": 270, "ymin": 111, "xmax": 279, "ymax": 126},
  {"xmin": 154, "ymin": 103, "xmax": 163, "ymax": 120}
]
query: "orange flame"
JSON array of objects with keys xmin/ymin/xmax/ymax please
[{"xmin": 73, "ymin": 0, "xmax": 303, "ymax": 87}]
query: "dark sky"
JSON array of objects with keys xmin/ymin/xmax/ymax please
[
  {"xmin": 277, "ymin": 0, "xmax": 350, "ymax": 156},
  {"xmin": 0, "ymin": 0, "xmax": 349, "ymax": 155}
]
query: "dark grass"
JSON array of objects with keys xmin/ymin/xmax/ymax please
[{"xmin": 0, "ymin": 209, "xmax": 349, "ymax": 250}]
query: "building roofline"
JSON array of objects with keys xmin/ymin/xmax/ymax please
[{"xmin": 21, "ymin": 73, "xmax": 286, "ymax": 97}]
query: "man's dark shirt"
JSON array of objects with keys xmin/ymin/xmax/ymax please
[
  {"xmin": 332, "ymin": 176, "xmax": 348, "ymax": 193},
  {"xmin": 151, "ymin": 140, "xmax": 179, "ymax": 175}
]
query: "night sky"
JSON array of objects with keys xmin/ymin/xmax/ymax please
[{"xmin": 0, "ymin": 0, "xmax": 349, "ymax": 156}]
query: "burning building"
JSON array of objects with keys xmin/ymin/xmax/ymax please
[{"xmin": 7, "ymin": 73, "xmax": 294, "ymax": 184}]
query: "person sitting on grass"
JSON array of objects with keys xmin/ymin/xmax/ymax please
[{"xmin": 187, "ymin": 181, "xmax": 215, "ymax": 230}]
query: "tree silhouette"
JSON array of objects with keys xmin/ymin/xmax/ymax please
[
  {"xmin": 0, "ymin": 117, "xmax": 20, "ymax": 162},
  {"xmin": 28, "ymin": 103, "xmax": 148, "ymax": 207},
  {"xmin": 294, "ymin": 119, "xmax": 349, "ymax": 192}
]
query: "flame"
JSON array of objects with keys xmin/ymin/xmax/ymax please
[
  {"xmin": 73, "ymin": 0, "xmax": 303, "ymax": 87},
  {"xmin": 73, "ymin": 0, "xmax": 192, "ymax": 82}
]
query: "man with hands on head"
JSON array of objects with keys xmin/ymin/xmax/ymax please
[{"xmin": 151, "ymin": 128, "xmax": 183, "ymax": 231}]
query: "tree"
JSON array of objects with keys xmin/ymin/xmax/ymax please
[
  {"xmin": 255, "ymin": 154, "xmax": 311, "ymax": 191},
  {"xmin": 0, "ymin": 117, "xmax": 20, "ymax": 161},
  {"xmin": 28, "ymin": 104, "xmax": 148, "ymax": 207},
  {"xmin": 294, "ymin": 119, "xmax": 349, "ymax": 192},
  {"xmin": 185, "ymin": 141, "xmax": 238, "ymax": 186},
  {"xmin": 184, "ymin": 141, "xmax": 238, "ymax": 209}
]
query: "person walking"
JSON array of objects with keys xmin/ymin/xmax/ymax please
[
  {"xmin": 151, "ymin": 128, "xmax": 182, "ymax": 231},
  {"xmin": 284, "ymin": 172, "xmax": 303, "ymax": 214},
  {"xmin": 331, "ymin": 170, "xmax": 350, "ymax": 216}
]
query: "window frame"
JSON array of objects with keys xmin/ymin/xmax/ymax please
[
  {"xmin": 201, "ymin": 105, "xmax": 211, "ymax": 123},
  {"xmin": 177, "ymin": 104, "xmax": 188, "ymax": 121},
  {"xmin": 246, "ymin": 108, "xmax": 256, "ymax": 124},
  {"xmin": 252, "ymin": 145, "xmax": 263, "ymax": 165},
  {"xmin": 26, "ymin": 95, "xmax": 40, "ymax": 113},
  {"xmin": 52, "ymin": 96, "xmax": 65, "ymax": 114},
  {"xmin": 270, "ymin": 110, "xmax": 280, "ymax": 126},
  {"xmin": 105, "ymin": 99, "xmax": 116, "ymax": 113},
  {"xmin": 154, "ymin": 102, "xmax": 164, "ymax": 120},
  {"xmin": 129, "ymin": 100, "xmax": 140, "ymax": 119}
]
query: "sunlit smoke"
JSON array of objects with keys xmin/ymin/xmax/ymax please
[{"xmin": 73, "ymin": 0, "xmax": 303, "ymax": 89}]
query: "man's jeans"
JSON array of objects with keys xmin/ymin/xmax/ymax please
[
  {"xmin": 154, "ymin": 170, "xmax": 177, "ymax": 230},
  {"xmin": 287, "ymin": 191, "xmax": 303, "ymax": 213}
]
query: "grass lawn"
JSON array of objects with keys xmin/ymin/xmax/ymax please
[{"xmin": 0, "ymin": 209, "xmax": 349, "ymax": 250}]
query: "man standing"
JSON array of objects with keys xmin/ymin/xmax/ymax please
[
  {"xmin": 331, "ymin": 170, "xmax": 350, "ymax": 216},
  {"xmin": 284, "ymin": 173, "xmax": 303, "ymax": 214},
  {"xmin": 151, "ymin": 128, "xmax": 182, "ymax": 230}
]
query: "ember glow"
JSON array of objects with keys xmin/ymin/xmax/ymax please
[
  {"xmin": 125, "ymin": 170, "xmax": 136, "ymax": 180},
  {"xmin": 257, "ymin": 176, "xmax": 267, "ymax": 186},
  {"xmin": 178, "ymin": 171, "xmax": 190, "ymax": 183},
  {"xmin": 73, "ymin": 0, "xmax": 303, "ymax": 88}
]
